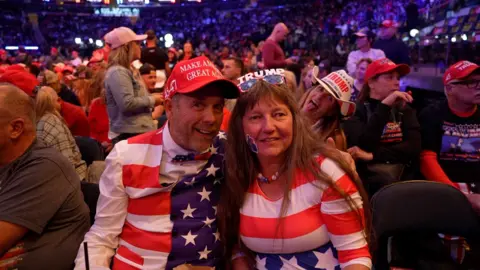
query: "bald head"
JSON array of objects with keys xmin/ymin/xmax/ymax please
[
  {"xmin": 270, "ymin": 23, "xmax": 289, "ymax": 43},
  {"xmin": 0, "ymin": 83, "xmax": 36, "ymax": 126}
]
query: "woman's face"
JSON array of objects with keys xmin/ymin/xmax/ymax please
[
  {"xmin": 369, "ymin": 71, "xmax": 400, "ymax": 100},
  {"xmin": 168, "ymin": 51, "xmax": 175, "ymax": 60},
  {"xmin": 301, "ymin": 86, "xmax": 337, "ymax": 122},
  {"xmin": 356, "ymin": 61, "xmax": 369, "ymax": 81},
  {"xmin": 242, "ymin": 96, "xmax": 293, "ymax": 162}
]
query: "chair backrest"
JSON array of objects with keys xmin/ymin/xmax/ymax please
[
  {"xmin": 372, "ymin": 181, "xmax": 480, "ymax": 239},
  {"xmin": 80, "ymin": 181, "xmax": 100, "ymax": 226},
  {"xmin": 75, "ymin": 136, "xmax": 104, "ymax": 166}
]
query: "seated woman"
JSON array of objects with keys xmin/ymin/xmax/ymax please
[
  {"xmin": 218, "ymin": 70, "xmax": 371, "ymax": 270},
  {"xmin": 299, "ymin": 68, "xmax": 356, "ymax": 151},
  {"xmin": 35, "ymin": 86, "xmax": 87, "ymax": 181},
  {"xmin": 343, "ymin": 58, "xmax": 421, "ymax": 195}
]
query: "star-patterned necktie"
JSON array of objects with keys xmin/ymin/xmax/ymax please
[{"xmin": 171, "ymin": 151, "xmax": 212, "ymax": 163}]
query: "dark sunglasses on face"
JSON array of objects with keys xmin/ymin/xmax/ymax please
[
  {"xmin": 238, "ymin": 74, "xmax": 285, "ymax": 92},
  {"xmin": 451, "ymin": 80, "xmax": 480, "ymax": 89}
]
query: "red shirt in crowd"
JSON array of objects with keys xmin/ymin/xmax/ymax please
[
  {"xmin": 60, "ymin": 101, "xmax": 90, "ymax": 137},
  {"xmin": 88, "ymin": 97, "xmax": 110, "ymax": 143},
  {"xmin": 262, "ymin": 39, "xmax": 287, "ymax": 69}
]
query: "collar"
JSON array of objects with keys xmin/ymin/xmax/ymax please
[
  {"xmin": 448, "ymin": 102, "xmax": 478, "ymax": 118},
  {"xmin": 162, "ymin": 122, "xmax": 190, "ymax": 160}
]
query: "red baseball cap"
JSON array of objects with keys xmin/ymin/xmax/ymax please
[
  {"xmin": 443, "ymin": 60, "xmax": 480, "ymax": 85},
  {"xmin": 164, "ymin": 56, "xmax": 239, "ymax": 100},
  {"xmin": 0, "ymin": 70, "xmax": 39, "ymax": 96},
  {"xmin": 380, "ymin": 20, "xmax": 398, "ymax": 28},
  {"xmin": 364, "ymin": 58, "xmax": 410, "ymax": 82}
]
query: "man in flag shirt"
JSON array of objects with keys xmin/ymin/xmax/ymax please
[{"xmin": 74, "ymin": 56, "xmax": 239, "ymax": 270}]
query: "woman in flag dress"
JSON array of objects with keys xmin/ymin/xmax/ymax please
[{"xmin": 218, "ymin": 70, "xmax": 372, "ymax": 270}]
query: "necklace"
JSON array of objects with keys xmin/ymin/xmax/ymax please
[{"xmin": 257, "ymin": 171, "xmax": 279, "ymax": 183}]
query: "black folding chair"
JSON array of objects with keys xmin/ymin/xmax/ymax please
[
  {"xmin": 75, "ymin": 136, "xmax": 105, "ymax": 166},
  {"xmin": 371, "ymin": 181, "xmax": 480, "ymax": 270},
  {"xmin": 80, "ymin": 181, "xmax": 100, "ymax": 226}
]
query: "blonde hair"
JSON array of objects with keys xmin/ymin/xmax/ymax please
[
  {"xmin": 108, "ymin": 41, "xmax": 138, "ymax": 69},
  {"xmin": 35, "ymin": 86, "xmax": 63, "ymax": 122},
  {"xmin": 218, "ymin": 80, "xmax": 370, "ymax": 267}
]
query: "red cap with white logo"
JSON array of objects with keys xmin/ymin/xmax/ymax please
[
  {"xmin": 364, "ymin": 58, "xmax": 410, "ymax": 82},
  {"xmin": 164, "ymin": 56, "xmax": 239, "ymax": 100},
  {"xmin": 443, "ymin": 60, "xmax": 480, "ymax": 85}
]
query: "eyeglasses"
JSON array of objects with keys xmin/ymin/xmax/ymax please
[
  {"xmin": 238, "ymin": 74, "xmax": 285, "ymax": 92},
  {"xmin": 451, "ymin": 80, "xmax": 480, "ymax": 89}
]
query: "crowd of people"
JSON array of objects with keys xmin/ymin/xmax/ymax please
[{"xmin": 0, "ymin": 1, "xmax": 479, "ymax": 269}]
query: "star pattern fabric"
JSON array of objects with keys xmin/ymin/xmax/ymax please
[
  {"xmin": 166, "ymin": 135, "xmax": 226, "ymax": 269},
  {"xmin": 256, "ymin": 242, "xmax": 341, "ymax": 270}
]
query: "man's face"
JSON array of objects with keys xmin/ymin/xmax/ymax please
[
  {"xmin": 142, "ymin": 72, "xmax": 157, "ymax": 91},
  {"xmin": 221, "ymin": 60, "xmax": 241, "ymax": 81},
  {"xmin": 447, "ymin": 73, "xmax": 480, "ymax": 105},
  {"xmin": 276, "ymin": 27, "xmax": 289, "ymax": 42},
  {"xmin": 72, "ymin": 51, "xmax": 79, "ymax": 58},
  {"xmin": 165, "ymin": 84, "xmax": 225, "ymax": 152},
  {"xmin": 184, "ymin": 43, "xmax": 193, "ymax": 53},
  {"xmin": 222, "ymin": 47, "xmax": 229, "ymax": 57},
  {"xmin": 51, "ymin": 49, "xmax": 58, "ymax": 56},
  {"xmin": 356, "ymin": 36, "xmax": 369, "ymax": 49}
]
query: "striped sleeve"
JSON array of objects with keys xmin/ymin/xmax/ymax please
[
  {"xmin": 74, "ymin": 141, "xmax": 129, "ymax": 270},
  {"xmin": 319, "ymin": 158, "xmax": 372, "ymax": 269}
]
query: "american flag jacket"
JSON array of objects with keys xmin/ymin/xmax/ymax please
[{"xmin": 75, "ymin": 127, "xmax": 226, "ymax": 270}]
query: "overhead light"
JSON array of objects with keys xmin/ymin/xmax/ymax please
[
  {"xmin": 435, "ymin": 35, "xmax": 439, "ymax": 39},
  {"xmin": 95, "ymin": 40, "xmax": 103, "ymax": 47},
  {"xmin": 89, "ymin": 38, "xmax": 94, "ymax": 44},
  {"xmin": 75, "ymin": 37, "xmax": 82, "ymax": 45},
  {"xmin": 461, "ymin": 34, "xmax": 467, "ymax": 41},
  {"xmin": 451, "ymin": 37, "xmax": 456, "ymax": 43},
  {"xmin": 409, "ymin": 29, "xmax": 419, "ymax": 38},
  {"xmin": 164, "ymin": 33, "xmax": 173, "ymax": 41}
]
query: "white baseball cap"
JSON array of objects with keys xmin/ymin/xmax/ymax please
[
  {"xmin": 105, "ymin": 27, "xmax": 147, "ymax": 49},
  {"xmin": 313, "ymin": 68, "xmax": 356, "ymax": 117}
]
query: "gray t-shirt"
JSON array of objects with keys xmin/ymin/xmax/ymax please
[{"xmin": 0, "ymin": 141, "xmax": 90, "ymax": 270}]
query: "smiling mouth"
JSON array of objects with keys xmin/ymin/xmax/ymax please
[
  {"xmin": 260, "ymin": 137, "xmax": 280, "ymax": 142},
  {"xmin": 195, "ymin": 128, "xmax": 216, "ymax": 136}
]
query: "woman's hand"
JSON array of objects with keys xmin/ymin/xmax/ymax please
[
  {"xmin": 347, "ymin": 146, "xmax": 373, "ymax": 161},
  {"xmin": 381, "ymin": 91, "xmax": 413, "ymax": 107},
  {"xmin": 152, "ymin": 93, "xmax": 165, "ymax": 106}
]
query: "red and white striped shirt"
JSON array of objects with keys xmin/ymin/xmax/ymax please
[{"xmin": 240, "ymin": 156, "xmax": 371, "ymax": 269}]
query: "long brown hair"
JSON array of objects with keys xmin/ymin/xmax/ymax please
[
  {"xmin": 85, "ymin": 66, "xmax": 107, "ymax": 110},
  {"xmin": 218, "ymin": 80, "xmax": 371, "ymax": 268},
  {"xmin": 299, "ymin": 86, "xmax": 347, "ymax": 151}
]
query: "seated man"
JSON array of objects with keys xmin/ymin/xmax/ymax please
[
  {"xmin": 0, "ymin": 84, "xmax": 90, "ymax": 269},
  {"xmin": 74, "ymin": 56, "xmax": 239, "ymax": 269},
  {"xmin": 419, "ymin": 60, "xmax": 480, "ymax": 212}
]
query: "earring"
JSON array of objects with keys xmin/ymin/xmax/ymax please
[{"xmin": 246, "ymin": 134, "xmax": 259, "ymax": 153}]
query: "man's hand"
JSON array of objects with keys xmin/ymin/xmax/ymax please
[
  {"xmin": 0, "ymin": 221, "xmax": 28, "ymax": 257},
  {"xmin": 347, "ymin": 146, "xmax": 374, "ymax": 161}
]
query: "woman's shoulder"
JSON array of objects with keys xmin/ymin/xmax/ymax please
[{"xmin": 39, "ymin": 113, "xmax": 61, "ymax": 124}]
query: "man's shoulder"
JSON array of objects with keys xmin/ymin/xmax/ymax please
[{"xmin": 11, "ymin": 142, "xmax": 78, "ymax": 181}]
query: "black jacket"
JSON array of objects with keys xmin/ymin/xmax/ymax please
[{"xmin": 344, "ymin": 98, "xmax": 421, "ymax": 164}]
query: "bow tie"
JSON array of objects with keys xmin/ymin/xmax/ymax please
[{"xmin": 171, "ymin": 151, "xmax": 212, "ymax": 163}]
